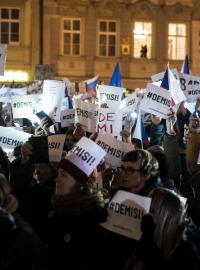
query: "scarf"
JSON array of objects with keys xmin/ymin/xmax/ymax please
[{"xmin": 52, "ymin": 188, "xmax": 109, "ymax": 219}]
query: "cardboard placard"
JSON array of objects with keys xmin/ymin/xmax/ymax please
[{"xmin": 101, "ymin": 190, "xmax": 151, "ymax": 240}]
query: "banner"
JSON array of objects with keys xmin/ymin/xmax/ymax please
[
  {"xmin": 48, "ymin": 135, "xmax": 66, "ymax": 162},
  {"xmin": 97, "ymin": 85, "xmax": 123, "ymax": 110},
  {"xmin": 11, "ymin": 94, "xmax": 43, "ymax": 123},
  {"xmin": 0, "ymin": 44, "xmax": 7, "ymax": 76},
  {"xmin": 140, "ymin": 83, "xmax": 171, "ymax": 119},
  {"xmin": 60, "ymin": 109, "xmax": 75, "ymax": 127},
  {"xmin": 42, "ymin": 80, "xmax": 65, "ymax": 122},
  {"xmin": 11, "ymin": 95, "xmax": 34, "ymax": 119},
  {"xmin": 179, "ymin": 73, "xmax": 200, "ymax": 102},
  {"xmin": 66, "ymin": 137, "xmax": 106, "ymax": 176},
  {"xmin": 96, "ymin": 108, "xmax": 123, "ymax": 136},
  {"xmin": 0, "ymin": 126, "xmax": 31, "ymax": 150},
  {"xmin": 0, "ymin": 87, "xmax": 27, "ymax": 103},
  {"xmin": 101, "ymin": 190, "xmax": 151, "ymax": 240},
  {"xmin": 0, "ymin": 88, "xmax": 11, "ymax": 103},
  {"xmin": 96, "ymin": 133, "xmax": 135, "ymax": 167},
  {"xmin": 74, "ymin": 99, "xmax": 98, "ymax": 133}
]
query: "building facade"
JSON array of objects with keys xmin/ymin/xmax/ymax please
[
  {"xmin": 1, "ymin": 0, "xmax": 200, "ymax": 88},
  {"xmin": 0, "ymin": 0, "xmax": 41, "ymax": 82}
]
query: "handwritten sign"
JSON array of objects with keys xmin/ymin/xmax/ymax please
[
  {"xmin": 96, "ymin": 108, "xmax": 123, "ymax": 136},
  {"xmin": 42, "ymin": 80, "xmax": 65, "ymax": 122}
]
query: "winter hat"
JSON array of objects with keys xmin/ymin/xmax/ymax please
[{"xmin": 59, "ymin": 137, "xmax": 106, "ymax": 183}]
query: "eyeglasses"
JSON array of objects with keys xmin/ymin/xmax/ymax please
[{"xmin": 117, "ymin": 166, "xmax": 142, "ymax": 175}]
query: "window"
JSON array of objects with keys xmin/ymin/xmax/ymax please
[
  {"xmin": 62, "ymin": 18, "xmax": 81, "ymax": 55},
  {"xmin": 98, "ymin": 20, "xmax": 116, "ymax": 57},
  {"xmin": 133, "ymin": 22, "xmax": 152, "ymax": 58},
  {"xmin": 168, "ymin": 23, "xmax": 186, "ymax": 60},
  {"xmin": 0, "ymin": 7, "xmax": 20, "ymax": 44}
]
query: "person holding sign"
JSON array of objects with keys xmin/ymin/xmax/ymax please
[
  {"xmin": 10, "ymin": 141, "xmax": 57, "ymax": 243},
  {"xmin": 97, "ymin": 149, "xmax": 162, "ymax": 270},
  {"xmin": 135, "ymin": 188, "xmax": 200, "ymax": 270},
  {"xmin": 47, "ymin": 137, "xmax": 109, "ymax": 270}
]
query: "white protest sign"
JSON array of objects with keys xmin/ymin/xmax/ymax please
[
  {"xmin": 6, "ymin": 126, "xmax": 23, "ymax": 131},
  {"xmin": 101, "ymin": 190, "xmax": 151, "ymax": 240},
  {"xmin": 0, "ymin": 126, "xmax": 31, "ymax": 150},
  {"xmin": 74, "ymin": 99, "xmax": 98, "ymax": 133},
  {"xmin": 66, "ymin": 137, "xmax": 106, "ymax": 176},
  {"xmin": 0, "ymin": 87, "xmax": 27, "ymax": 103},
  {"xmin": 0, "ymin": 88, "xmax": 11, "ymax": 103},
  {"xmin": 140, "ymin": 83, "xmax": 171, "ymax": 119},
  {"xmin": 61, "ymin": 97, "xmax": 69, "ymax": 110},
  {"xmin": 60, "ymin": 109, "xmax": 75, "ymax": 128},
  {"xmin": 120, "ymin": 92, "xmax": 138, "ymax": 115},
  {"xmin": 179, "ymin": 73, "xmax": 200, "ymax": 102},
  {"xmin": 96, "ymin": 133, "xmax": 135, "ymax": 167},
  {"xmin": 185, "ymin": 102, "xmax": 195, "ymax": 114},
  {"xmin": 98, "ymin": 85, "xmax": 123, "ymax": 109},
  {"xmin": 48, "ymin": 135, "xmax": 66, "ymax": 162},
  {"xmin": 9, "ymin": 88, "xmax": 27, "ymax": 96},
  {"xmin": 151, "ymin": 68, "xmax": 179, "ymax": 83},
  {"xmin": 151, "ymin": 68, "xmax": 186, "ymax": 107},
  {"xmin": 31, "ymin": 94, "xmax": 43, "ymax": 113},
  {"xmin": 96, "ymin": 108, "xmax": 123, "ymax": 136},
  {"xmin": 11, "ymin": 95, "xmax": 34, "ymax": 119},
  {"xmin": 0, "ymin": 44, "xmax": 7, "ymax": 76},
  {"xmin": 11, "ymin": 94, "xmax": 42, "ymax": 123},
  {"xmin": 42, "ymin": 80, "xmax": 65, "ymax": 122}
]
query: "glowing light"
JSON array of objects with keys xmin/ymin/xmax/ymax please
[
  {"xmin": 131, "ymin": 112, "xmax": 137, "ymax": 119},
  {"xmin": 0, "ymin": 70, "xmax": 29, "ymax": 82}
]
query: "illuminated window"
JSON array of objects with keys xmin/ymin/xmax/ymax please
[
  {"xmin": 0, "ymin": 7, "xmax": 20, "ymax": 44},
  {"xmin": 98, "ymin": 20, "xmax": 116, "ymax": 57},
  {"xmin": 133, "ymin": 22, "xmax": 152, "ymax": 58},
  {"xmin": 168, "ymin": 23, "xmax": 186, "ymax": 60},
  {"xmin": 63, "ymin": 19, "xmax": 81, "ymax": 55}
]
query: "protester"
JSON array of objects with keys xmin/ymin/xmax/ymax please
[
  {"xmin": 0, "ymin": 173, "xmax": 47, "ymax": 270},
  {"xmin": 47, "ymin": 138, "xmax": 109, "ymax": 270},
  {"xmin": 10, "ymin": 141, "xmax": 57, "ymax": 243},
  {"xmin": 134, "ymin": 187, "xmax": 200, "ymax": 270},
  {"xmin": 98, "ymin": 149, "xmax": 162, "ymax": 270}
]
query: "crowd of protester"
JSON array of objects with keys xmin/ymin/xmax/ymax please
[{"xmin": 0, "ymin": 78, "xmax": 200, "ymax": 270}]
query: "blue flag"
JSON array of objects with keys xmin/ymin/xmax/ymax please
[
  {"xmin": 160, "ymin": 68, "xmax": 169, "ymax": 90},
  {"xmin": 109, "ymin": 63, "xmax": 122, "ymax": 87},
  {"xmin": 181, "ymin": 55, "xmax": 190, "ymax": 74},
  {"xmin": 160, "ymin": 67, "xmax": 176, "ymax": 107}
]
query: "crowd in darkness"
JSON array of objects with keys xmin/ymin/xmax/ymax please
[{"xmin": 0, "ymin": 79, "xmax": 200, "ymax": 270}]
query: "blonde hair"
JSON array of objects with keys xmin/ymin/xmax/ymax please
[{"xmin": 150, "ymin": 188, "xmax": 187, "ymax": 258}]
